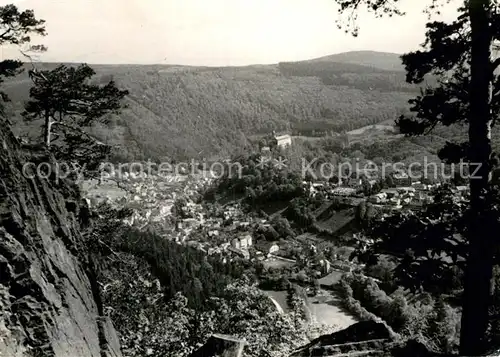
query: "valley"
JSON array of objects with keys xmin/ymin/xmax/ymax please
[
  {"xmin": 4, "ymin": 52, "xmax": 416, "ymax": 161},
  {"xmin": 3, "ymin": 1, "xmax": 500, "ymax": 356}
]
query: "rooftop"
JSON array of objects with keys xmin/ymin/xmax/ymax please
[{"xmin": 275, "ymin": 134, "xmax": 291, "ymax": 140}]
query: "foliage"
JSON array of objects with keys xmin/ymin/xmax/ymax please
[
  {"xmin": 352, "ymin": 183, "xmax": 500, "ymax": 352},
  {"xmin": 364, "ymin": 256, "xmax": 398, "ymax": 293},
  {"xmin": 278, "ymin": 61, "xmax": 418, "ymax": 92},
  {"xmin": 204, "ymin": 281, "xmax": 309, "ymax": 357},
  {"xmin": 361, "ymin": 188, "xmax": 500, "ymax": 351},
  {"xmin": 285, "ymin": 197, "xmax": 316, "ymax": 228},
  {"xmin": 100, "ymin": 256, "xmax": 195, "ymax": 357},
  {"xmin": 393, "ymin": 8, "xmax": 500, "ymax": 353},
  {"xmin": 354, "ymin": 184, "xmax": 469, "ymax": 295},
  {"xmin": 3, "ymin": 56, "xmax": 416, "ymax": 160},
  {"xmin": 112, "ymin": 227, "xmax": 252, "ymax": 309},
  {"xmin": 211, "ymin": 153, "xmax": 305, "ymax": 206},
  {"xmin": 337, "ymin": 273, "xmax": 460, "ymax": 354},
  {"xmin": 334, "ymin": 1, "xmax": 500, "ymax": 353},
  {"xmin": 394, "ymin": 13, "xmax": 478, "ymax": 164},
  {"xmin": 258, "ymin": 276, "xmax": 291, "ymax": 291},
  {"xmin": 172, "ymin": 197, "xmax": 188, "ymax": 218},
  {"xmin": 270, "ymin": 216, "xmax": 296, "ymax": 239},
  {"xmin": 99, "ymin": 252, "xmax": 310, "ymax": 357},
  {"xmin": 336, "ymin": 274, "xmax": 389, "ymax": 324}
]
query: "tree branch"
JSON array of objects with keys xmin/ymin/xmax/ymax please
[
  {"xmin": 492, "ymin": 57, "xmax": 500, "ymax": 73},
  {"xmin": 0, "ymin": 28, "xmax": 11, "ymax": 40}
]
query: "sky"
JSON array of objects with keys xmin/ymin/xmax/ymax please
[{"xmin": 0, "ymin": 0, "xmax": 460, "ymax": 66}]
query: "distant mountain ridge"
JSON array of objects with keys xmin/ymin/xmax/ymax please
[
  {"xmin": 5, "ymin": 51, "xmax": 415, "ymax": 161},
  {"xmin": 17, "ymin": 51, "xmax": 404, "ymax": 72}
]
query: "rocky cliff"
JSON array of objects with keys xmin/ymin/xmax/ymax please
[{"xmin": 0, "ymin": 123, "xmax": 121, "ymax": 357}]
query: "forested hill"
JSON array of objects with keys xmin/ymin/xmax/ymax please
[
  {"xmin": 5, "ymin": 51, "xmax": 418, "ymax": 161},
  {"xmin": 308, "ymin": 50, "xmax": 405, "ymax": 71}
]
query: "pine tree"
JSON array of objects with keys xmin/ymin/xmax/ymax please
[{"xmin": 23, "ymin": 64, "xmax": 129, "ymax": 177}]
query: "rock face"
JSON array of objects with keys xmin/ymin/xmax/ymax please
[{"xmin": 0, "ymin": 125, "xmax": 122, "ymax": 357}]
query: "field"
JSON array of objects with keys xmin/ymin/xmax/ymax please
[
  {"xmin": 314, "ymin": 207, "xmax": 357, "ymax": 235},
  {"xmin": 318, "ymin": 270, "xmax": 345, "ymax": 287},
  {"xmin": 309, "ymin": 293, "xmax": 358, "ymax": 329},
  {"xmin": 261, "ymin": 279, "xmax": 358, "ymax": 330},
  {"xmin": 347, "ymin": 124, "xmax": 397, "ymax": 136}
]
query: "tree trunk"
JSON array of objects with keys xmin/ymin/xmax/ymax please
[
  {"xmin": 44, "ymin": 112, "xmax": 51, "ymax": 147},
  {"xmin": 460, "ymin": 0, "xmax": 494, "ymax": 354}
]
